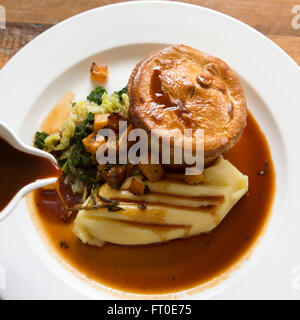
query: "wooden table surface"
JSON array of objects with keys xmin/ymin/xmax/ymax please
[{"xmin": 0, "ymin": 0, "xmax": 299, "ymax": 69}]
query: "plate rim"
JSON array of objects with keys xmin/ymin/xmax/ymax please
[
  {"xmin": 2, "ymin": 1, "xmax": 300, "ymax": 75},
  {"xmin": 0, "ymin": 1, "xmax": 299, "ymax": 299}
]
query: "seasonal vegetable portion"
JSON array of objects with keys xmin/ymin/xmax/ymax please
[
  {"xmin": 34, "ymin": 86, "xmax": 130, "ymax": 200},
  {"xmin": 34, "ymin": 131, "xmax": 49, "ymax": 149}
]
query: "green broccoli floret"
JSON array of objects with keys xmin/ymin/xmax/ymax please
[
  {"xmin": 76, "ymin": 167, "xmax": 97, "ymax": 183},
  {"xmin": 115, "ymin": 87, "xmax": 128, "ymax": 102},
  {"xmin": 87, "ymin": 86, "xmax": 107, "ymax": 105},
  {"xmin": 61, "ymin": 114, "xmax": 95, "ymax": 174},
  {"xmin": 34, "ymin": 131, "xmax": 49, "ymax": 149},
  {"xmin": 70, "ymin": 144, "xmax": 93, "ymax": 167},
  {"xmin": 72, "ymin": 113, "xmax": 94, "ymax": 144},
  {"xmin": 61, "ymin": 143, "xmax": 93, "ymax": 174},
  {"xmin": 79, "ymin": 150, "xmax": 93, "ymax": 167}
]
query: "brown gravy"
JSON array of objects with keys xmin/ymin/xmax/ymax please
[
  {"xmin": 0, "ymin": 137, "xmax": 60, "ymax": 212},
  {"xmin": 150, "ymin": 66, "xmax": 193, "ymax": 129},
  {"xmin": 31, "ymin": 111, "xmax": 275, "ymax": 294}
]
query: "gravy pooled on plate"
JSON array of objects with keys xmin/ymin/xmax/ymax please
[
  {"xmin": 30, "ymin": 112, "xmax": 275, "ymax": 294},
  {"xmin": 27, "ymin": 45, "xmax": 275, "ymax": 294}
]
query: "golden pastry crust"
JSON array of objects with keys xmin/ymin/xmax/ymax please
[{"xmin": 128, "ymin": 45, "xmax": 247, "ymax": 164}]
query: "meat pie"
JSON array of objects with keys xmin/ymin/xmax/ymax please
[{"xmin": 128, "ymin": 45, "xmax": 247, "ymax": 165}]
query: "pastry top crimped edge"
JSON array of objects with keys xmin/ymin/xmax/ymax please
[{"xmin": 127, "ymin": 45, "xmax": 247, "ymax": 160}]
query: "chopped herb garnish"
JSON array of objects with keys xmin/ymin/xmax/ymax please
[{"xmin": 98, "ymin": 195, "xmax": 120, "ymax": 206}]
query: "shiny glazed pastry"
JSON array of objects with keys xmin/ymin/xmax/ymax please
[{"xmin": 128, "ymin": 45, "xmax": 247, "ymax": 164}]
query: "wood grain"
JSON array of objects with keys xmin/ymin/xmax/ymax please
[
  {"xmin": 0, "ymin": 23, "xmax": 51, "ymax": 69},
  {"xmin": 0, "ymin": 0, "xmax": 299, "ymax": 68},
  {"xmin": 1, "ymin": 0, "xmax": 127, "ymax": 24},
  {"xmin": 268, "ymin": 35, "xmax": 300, "ymax": 66},
  {"xmin": 1, "ymin": 0, "xmax": 299, "ymax": 36},
  {"xmin": 175, "ymin": 0, "xmax": 300, "ymax": 36}
]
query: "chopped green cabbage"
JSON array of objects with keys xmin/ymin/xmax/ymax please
[
  {"xmin": 44, "ymin": 133, "xmax": 60, "ymax": 152},
  {"xmin": 34, "ymin": 131, "xmax": 49, "ymax": 149},
  {"xmin": 42, "ymin": 90, "xmax": 129, "ymax": 153},
  {"xmin": 100, "ymin": 92, "xmax": 127, "ymax": 113},
  {"xmin": 43, "ymin": 101, "xmax": 102, "ymax": 152},
  {"xmin": 87, "ymin": 86, "xmax": 107, "ymax": 105},
  {"xmin": 122, "ymin": 93, "xmax": 129, "ymax": 110},
  {"xmin": 35, "ymin": 87, "xmax": 129, "ymax": 197}
]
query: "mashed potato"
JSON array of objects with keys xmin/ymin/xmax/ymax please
[{"xmin": 74, "ymin": 157, "xmax": 248, "ymax": 246}]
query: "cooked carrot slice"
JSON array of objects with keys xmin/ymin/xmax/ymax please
[
  {"xmin": 82, "ymin": 132, "xmax": 105, "ymax": 154},
  {"xmin": 94, "ymin": 113, "xmax": 109, "ymax": 132},
  {"xmin": 41, "ymin": 91, "xmax": 74, "ymax": 134},
  {"xmin": 90, "ymin": 63, "xmax": 109, "ymax": 83}
]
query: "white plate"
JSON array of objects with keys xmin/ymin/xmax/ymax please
[{"xmin": 0, "ymin": 1, "xmax": 300, "ymax": 300}]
